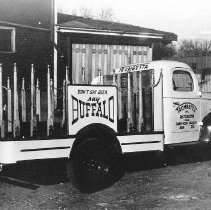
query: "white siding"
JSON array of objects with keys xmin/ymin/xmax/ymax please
[{"xmin": 72, "ymin": 44, "xmax": 151, "ymax": 84}]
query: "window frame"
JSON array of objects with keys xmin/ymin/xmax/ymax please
[
  {"xmin": 0, "ymin": 26, "xmax": 16, "ymax": 53},
  {"xmin": 172, "ymin": 69, "xmax": 194, "ymax": 92}
]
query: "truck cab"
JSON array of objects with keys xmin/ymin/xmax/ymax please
[
  {"xmin": 90, "ymin": 60, "xmax": 211, "ymax": 147},
  {"xmin": 159, "ymin": 61, "xmax": 202, "ymax": 145}
]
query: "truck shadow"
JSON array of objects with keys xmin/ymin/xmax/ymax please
[
  {"xmin": 0, "ymin": 159, "xmax": 68, "ymax": 189},
  {"xmin": 123, "ymin": 144, "xmax": 211, "ymax": 172},
  {"xmin": 1, "ymin": 144, "xmax": 211, "ymax": 191}
]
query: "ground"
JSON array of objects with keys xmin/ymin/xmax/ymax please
[{"xmin": 1, "ymin": 145, "xmax": 211, "ymax": 209}]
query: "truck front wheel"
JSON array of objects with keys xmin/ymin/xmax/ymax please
[{"xmin": 67, "ymin": 139, "xmax": 122, "ymax": 192}]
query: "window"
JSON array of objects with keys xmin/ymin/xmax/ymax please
[
  {"xmin": 172, "ymin": 70, "xmax": 194, "ymax": 91},
  {"xmin": 0, "ymin": 27, "xmax": 15, "ymax": 52}
]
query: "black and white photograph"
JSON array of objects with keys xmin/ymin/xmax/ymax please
[{"xmin": 0, "ymin": 0, "xmax": 211, "ymax": 209}]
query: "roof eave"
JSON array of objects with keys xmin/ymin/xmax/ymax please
[
  {"xmin": 0, "ymin": 20, "xmax": 51, "ymax": 31},
  {"xmin": 57, "ymin": 26, "xmax": 164, "ymax": 40}
]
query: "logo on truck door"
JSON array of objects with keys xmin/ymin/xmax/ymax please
[
  {"xmin": 173, "ymin": 101, "xmax": 199, "ymax": 131},
  {"xmin": 67, "ymin": 86, "xmax": 117, "ymax": 135},
  {"xmin": 176, "ymin": 102, "xmax": 197, "ymax": 114}
]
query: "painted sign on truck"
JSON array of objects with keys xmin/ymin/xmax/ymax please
[
  {"xmin": 172, "ymin": 100, "xmax": 200, "ymax": 133},
  {"xmin": 67, "ymin": 85, "xmax": 117, "ymax": 135}
]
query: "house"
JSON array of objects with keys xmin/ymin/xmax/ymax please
[
  {"xmin": 0, "ymin": 0, "xmax": 177, "ymax": 90},
  {"xmin": 0, "ymin": 0, "xmax": 53, "ymax": 87},
  {"xmin": 56, "ymin": 13, "xmax": 177, "ymax": 87}
]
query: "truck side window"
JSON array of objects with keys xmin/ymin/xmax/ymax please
[{"xmin": 172, "ymin": 70, "xmax": 194, "ymax": 91}]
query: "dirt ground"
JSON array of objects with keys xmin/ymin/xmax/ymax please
[{"xmin": 1, "ymin": 145, "xmax": 211, "ymax": 209}]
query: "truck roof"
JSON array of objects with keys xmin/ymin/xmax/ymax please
[
  {"xmin": 114, "ymin": 60, "xmax": 191, "ymax": 74},
  {"xmin": 91, "ymin": 60, "xmax": 192, "ymax": 85}
]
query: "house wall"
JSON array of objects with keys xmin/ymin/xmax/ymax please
[
  {"xmin": 0, "ymin": 25, "xmax": 53, "ymax": 88},
  {"xmin": 58, "ymin": 42, "xmax": 152, "ymax": 84},
  {"xmin": 57, "ymin": 32, "xmax": 154, "ymax": 87},
  {"xmin": 0, "ymin": 0, "xmax": 52, "ymax": 29},
  {"xmin": 171, "ymin": 56, "xmax": 211, "ymax": 72},
  {"xmin": 0, "ymin": 0, "xmax": 53, "ymax": 88},
  {"xmin": 71, "ymin": 44, "xmax": 152, "ymax": 84},
  {"xmin": 195, "ymin": 74, "xmax": 211, "ymax": 92}
]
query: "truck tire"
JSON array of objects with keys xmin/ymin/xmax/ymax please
[
  {"xmin": 67, "ymin": 138, "xmax": 122, "ymax": 192},
  {"xmin": 199, "ymin": 125, "xmax": 211, "ymax": 143},
  {"xmin": 200, "ymin": 113, "xmax": 211, "ymax": 142}
]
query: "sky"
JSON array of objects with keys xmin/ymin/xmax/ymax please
[{"xmin": 57, "ymin": 0, "xmax": 211, "ymax": 41}]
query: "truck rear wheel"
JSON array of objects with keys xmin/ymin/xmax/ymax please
[{"xmin": 67, "ymin": 138, "xmax": 122, "ymax": 192}]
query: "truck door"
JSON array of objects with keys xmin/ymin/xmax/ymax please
[{"xmin": 164, "ymin": 68, "xmax": 201, "ymax": 144}]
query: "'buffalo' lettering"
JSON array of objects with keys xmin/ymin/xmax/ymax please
[{"xmin": 71, "ymin": 96, "xmax": 114, "ymax": 125}]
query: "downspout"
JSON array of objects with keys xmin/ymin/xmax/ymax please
[
  {"xmin": 149, "ymin": 42, "xmax": 154, "ymax": 61},
  {"xmin": 52, "ymin": 0, "xmax": 58, "ymax": 107}
]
